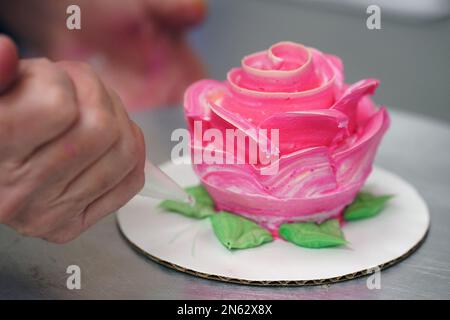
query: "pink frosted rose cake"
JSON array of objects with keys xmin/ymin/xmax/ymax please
[{"xmin": 163, "ymin": 41, "xmax": 391, "ymax": 250}]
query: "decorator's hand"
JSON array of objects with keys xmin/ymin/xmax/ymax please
[
  {"xmin": 0, "ymin": 36, "xmax": 146, "ymax": 243},
  {"xmin": 0, "ymin": 0, "xmax": 207, "ymax": 109}
]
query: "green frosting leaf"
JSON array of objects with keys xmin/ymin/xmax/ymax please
[
  {"xmin": 210, "ymin": 211, "xmax": 273, "ymax": 250},
  {"xmin": 344, "ymin": 192, "xmax": 393, "ymax": 221},
  {"xmin": 279, "ymin": 219, "xmax": 347, "ymax": 248},
  {"xmin": 159, "ymin": 185, "xmax": 215, "ymax": 219},
  {"xmin": 184, "ymin": 185, "xmax": 214, "ymax": 206}
]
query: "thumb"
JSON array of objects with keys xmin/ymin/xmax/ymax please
[{"xmin": 0, "ymin": 35, "xmax": 19, "ymax": 93}]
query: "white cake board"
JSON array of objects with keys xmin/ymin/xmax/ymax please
[{"xmin": 117, "ymin": 161, "xmax": 429, "ymax": 286}]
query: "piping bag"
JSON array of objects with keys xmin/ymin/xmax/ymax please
[{"xmin": 138, "ymin": 159, "xmax": 194, "ymax": 204}]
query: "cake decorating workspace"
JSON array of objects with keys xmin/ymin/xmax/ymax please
[
  {"xmin": 1, "ymin": 0, "xmax": 450, "ymax": 300},
  {"xmin": 1, "ymin": 109, "xmax": 449, "ymax": 299}
]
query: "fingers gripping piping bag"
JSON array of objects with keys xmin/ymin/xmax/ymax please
[{"xmin": 183, "ymin": 41, "xmax": 390, "ymax": 232}]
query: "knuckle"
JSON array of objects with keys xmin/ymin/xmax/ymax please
[
  {"xmin": 89, "ymin": 108, "xmax": 110, "ymax": 132},
  {"xmin": 46, "ymin": 81, "xmax": 71, "ymax": 107},
  {"xmin": 86, "ymin": 108, "xmax": 120, "ymax": 145},
  {"xmin": 36, "ymin": 69, "xmax": 79, "ymax": 132},
  {"xmin": 55, "ymin": 194, "xmax": 87, "ymax": 217},
  {"xmin": 60, "ymin": 61, "xmax": 110, "ymax": 109},
  {"xmin": 95, "ymin": 169, "xmax": 117, "ymax": 193},
  {"xmin": 76, "ymin": 63, "xmax": 109, "ymax": 102},
  {"xmin": 44, "ymin": 84, "xmax": 78, "ymax": 124}
]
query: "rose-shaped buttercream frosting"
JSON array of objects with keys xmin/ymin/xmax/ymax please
[{"xmin": 183, "ymin": 41, "xmax": 389, "ymax": 232}]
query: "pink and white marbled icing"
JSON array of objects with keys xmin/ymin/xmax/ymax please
[{"xmin": 183, "ymin": 41, "xmax": 390, "ymax": 232}]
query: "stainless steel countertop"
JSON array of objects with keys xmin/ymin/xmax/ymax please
[{"xmin": 1, "ymin": 108, "xmax": 449, "ymax": 299}]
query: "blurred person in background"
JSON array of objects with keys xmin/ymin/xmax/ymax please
[
  {"xmin": 0, "ymin": 0, "xmax": 206, "ymax": 109},
  {"xmin": 0, "ymin": 0, "xmax": 206, "ymax": 243}
]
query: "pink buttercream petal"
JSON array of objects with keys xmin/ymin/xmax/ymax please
[
  {"xmin": 325, "ymin": 53, "xmax": 345, "ymax": 92},
  {"xmin": 332, "ymin": 107, "xmax": 390, "ymax": 185},
  {"xmin": 226, "ymin": 44, "xmax": 338, "ymax": 110},
  {"xmin": 209, "ymin": 100, "xmax": 279, "ymax": 160},
  {"xmin": 208, "ymin": 99, "xmax": 258, "ymax": 139},
  {"xmin": 195, "ymin": 146, "xmax": 337, "ymax": 200},
  {"xmin": 238, "ymin": 42, "xmax": 319, "ymax": 92},
  {"xmin": 202, "ymin": 179, "xmax": 359, "ymax": 231},
  {"xmin": 184, "ymin": 79, "xmax": 225, "ymax": 119},
  {"xmin": 331, "ymin": 78, "xmax": 379, "ymax": 133},
  {"xmin": 257, "ymin": 147, "xmax": 338, "ymax": 198},
  {"xmin": 259, "ymin": 109, "xmax": 349, "ymax": 154},
  {"xmin": 357, "ymin": 95, "xmax": 379, "ymax": 126}
]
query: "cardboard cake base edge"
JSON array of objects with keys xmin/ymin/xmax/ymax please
[{"xmin": 116, "ymin": 216, "xmax": 429, "ymax": 287}]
